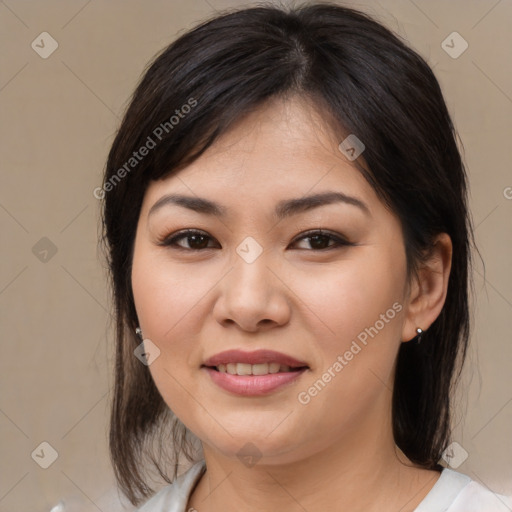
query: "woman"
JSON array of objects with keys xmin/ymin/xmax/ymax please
[{"xmin": 100, "ymin": 3, "xmax": 511, "ymax": 511}]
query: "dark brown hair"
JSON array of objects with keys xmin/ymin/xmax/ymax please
[{"xmin": 100, "ymin": 2, "xmax": 476, "ymax": 506}]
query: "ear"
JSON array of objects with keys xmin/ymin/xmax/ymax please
[{"xmin": 401, "ymin": 232, "xmax": 453, "ymax": 342}]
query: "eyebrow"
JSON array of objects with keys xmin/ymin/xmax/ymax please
[{"xmin": 148, "ymin": 191, "xmax": 371, "ymax": 220}]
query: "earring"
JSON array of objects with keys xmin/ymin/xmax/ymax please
[
  {"xmin": 135, "ymin": 326, "xmax": 143, "ymax": 341},
  {"xmin": 416, "ymin": 327, "xmax": 423, "ymax": 344}
]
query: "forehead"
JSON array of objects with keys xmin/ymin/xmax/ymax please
[{"xmin": 142, "ymin": 95, "xmax": 379, "ymax": 215}]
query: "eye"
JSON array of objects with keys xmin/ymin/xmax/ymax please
[
  {"xmin": 158, "ymin": 228, "xmax": 354, "ymax": 252},
  {"xmin": 290, "ymin": 229, "xmax": 354, "ymax": 251},
  {"xmin": 158, "ymin": 229, "xmax": 219, "ymax": 251}
]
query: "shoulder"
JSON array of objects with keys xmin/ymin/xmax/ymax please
[
  {"xmin": 136, "ymin": 459, "xmax": 206, "ymax": 512},
  {"xmin": 448, "ymin": 479, "xmax": 512, "ymax": 511},
  {"xmin": 416, "ymin": 468, "xmax": 512, "ymax": 512}
]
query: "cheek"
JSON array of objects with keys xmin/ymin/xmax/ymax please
[
  {"xmin": 131, "ymin": 249, "xmax": 214, "ymax": 412},
  {"xmin": 292, "ymin": 262, "xmax": 404, "ymax": 427},
  {"xmin": 132, "ymin": 247, "xmax": 211, "ymax": 340},
  {"xmin": 292, "ymin": 252, "xmax": 406, "ymax": 406},
  {"xmin": 297, "ymin": 255, "xmax": 404, "ymax": 343}
]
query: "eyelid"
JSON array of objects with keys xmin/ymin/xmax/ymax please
[
  {"xmin": 157, "ymin": 229, "xmax": 218, "ymax": 249},
  {"xmin": 290, "ymin": 228, "xmax": 352, "ymax": 247},
  {"xmin": 157, "ymin": 228, "xmax": 354, "ymax": 251}
]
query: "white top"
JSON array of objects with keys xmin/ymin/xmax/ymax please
[{"xmin": 137, "ymin": 459, "xmax": 512, "ymax": 512}]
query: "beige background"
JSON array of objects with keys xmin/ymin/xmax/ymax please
[{"xmin": 1, "ymin": 0, "xmax": 511, "ymax": 510}]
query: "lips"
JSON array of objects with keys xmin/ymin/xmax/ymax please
[
  {"xmin": 202, "ymin": 349, "xmax": 309, "ymax": 369},
  {"xmin": 203, "ymin": 366, "xmax": 308, "ymax": 395},
  {"xmin": 201, "ymin": 349, "xmax": 309, "ymax": 396}
]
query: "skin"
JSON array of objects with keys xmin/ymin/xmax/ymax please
[{"xmin": 131, "ymin": 95, "xmax": 453, "ymax": 512}]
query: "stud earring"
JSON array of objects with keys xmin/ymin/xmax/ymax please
[
  {"xmin": 416, "ymin": 327, "xmax": 423, "ymax": 344},
  {"xmin": 135, "ymin": 327, "xmax": 143, "ymax": 341}
]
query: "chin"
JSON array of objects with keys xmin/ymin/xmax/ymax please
[{"xmin": 199, "ymin": 428, "xmax": 307, "ymax": 466}]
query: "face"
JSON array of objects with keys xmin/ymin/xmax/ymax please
[{"xmin": 131, "ymin": 95, "xmax": 412, "ymax": 465}]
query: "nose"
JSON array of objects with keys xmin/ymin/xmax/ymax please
[{"xmin": 213, "ymin": 253, "xmax": 292, "ymax": 332}]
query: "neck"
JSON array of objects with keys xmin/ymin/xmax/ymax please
[{"xmin": 188, "ymin": 406, "xmax": 441, "ymax": 512}]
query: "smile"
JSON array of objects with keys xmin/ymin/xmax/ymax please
[
  {"xmin": 214, "ymin": 362, "xmax": 302, "ymax": 375},
  {"xmin": 202, "ymin": 365, "xmax": 308, "ymax": 396}
]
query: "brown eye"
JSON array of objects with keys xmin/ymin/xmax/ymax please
[
  {"xmin": 159, "ymin": 230, "xmax": 219, "ymax": 251},
  {"xmin": 291, "ymin": 230, "xmax": 353, "ymax": 251},
  {"xmin": 158, "ymin": 228, "xmax": 353, "ymax": 252}
]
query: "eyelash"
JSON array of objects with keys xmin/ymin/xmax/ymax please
[{"xmin": 157, "ymin": 229, "xmax": 354, "ymax": 252}]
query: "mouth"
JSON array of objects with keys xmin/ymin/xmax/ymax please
[
  {"xmin": 202, "ymin": 362, "xmax": 309, "ymax": 376},
  {"xmin": 202, "ymin": 349, "xmax": 309, "ymax": 372},
  {"xmin": 201, "ymin": 349, "xmax": 310, "ymax": 395},
  {"xmin": 201, "ymin": 364, "xmax": 309, "ymax": 396}
]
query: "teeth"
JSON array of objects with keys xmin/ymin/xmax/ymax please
[
  {"xmin": 269, "ymin": 362, "xmax": 282, "ymax": 374},
  {"xmin": 236, "ymin": 363, "xmax": 252, "ymax": 375},
  {"xmin": 216, "ymin": 362, "xmax": 294, "ymax": 375}
]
